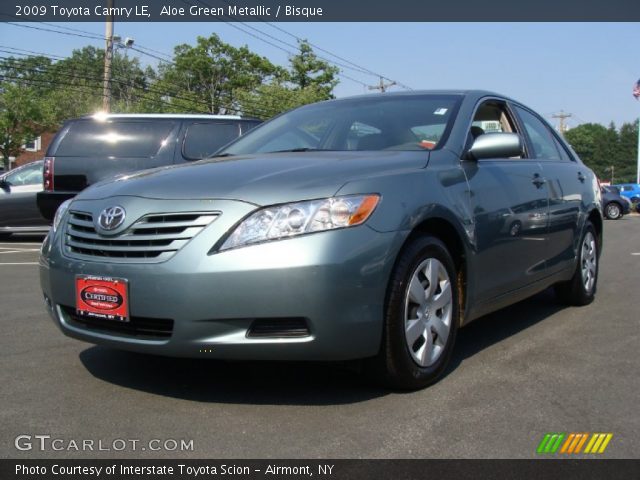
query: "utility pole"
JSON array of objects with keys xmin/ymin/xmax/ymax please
[
  {"xmin": 552, "ymin": 110, "xmax": 572, "ymax": 136},
  {"xmin": 102, "ymin": 0, "xmax": 114, "ymax": 112},
  {"xmin": 368, "ymin": 77, "xmax": 396, "ymax": 93}
]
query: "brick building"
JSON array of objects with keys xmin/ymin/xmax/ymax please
[{"xmin": 11, "ymin": 131, "xmax": 56, "ymax": 168}]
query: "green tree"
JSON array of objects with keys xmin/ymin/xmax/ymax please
[
  {"xmin": 288, "ymin": 40, "xmax": 338, "ymax": 97},
  {"xmin": 565, "ymin": 121, "xmax": 638, "ymax": 183},
  {"xmin": 237, "ymin": 41, "xmax": 339, "ymax": 118},
  {"xmin": 565, "ymin": 123, "xmax": 616, "ymax": 181},
  {"xmin": 237, "ymin": 82, "xmax": 330, "ymax": 120},
  {"xmin": 46, "ymin": 46, "xmax": 150, "ymax": 119},
  {"xmin": 618, "ymin": 120, "xmax": 639, "ymax": 182},
  {"xmin": 151, "ymin": 34, "xmax": 281, "ymax": 114},
  {"xmin": 0, "ymin": 83, "xmax": 54, "ymax": 170}
]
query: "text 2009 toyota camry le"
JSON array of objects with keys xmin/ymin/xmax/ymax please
[{"xmin": 40, "ymin": 91, "xmax": 602, "ymax": 389}]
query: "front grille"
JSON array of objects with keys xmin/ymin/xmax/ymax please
[
  {"xmin": 247, "ymin": 318, "xmax": 310, "ymax": 338},
  {"xmin": 65, "ymin": 210, "xmax": 218, "ymax": 263},
  {"xmin": 61, "ymin": 305, "xmax": 173, "ymax": 339}
]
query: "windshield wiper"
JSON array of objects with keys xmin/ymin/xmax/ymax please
[
  {"xmin": 210, "ymin": 153, "xmax": 234, "ymax": 158},
  {"xmin": 269, "ymin": 148, "xmax": 329, "ymax": 153}
]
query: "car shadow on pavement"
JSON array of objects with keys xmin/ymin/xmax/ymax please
[
  {"xmin": 79, "ymin": 347, "xmax": 387, "ymax": 406},
  {"xmin": 79, "ymin": 288, "xmax": 565, "ymax": 404},
  {"xmin": 444, "ymin": 288, "xmax": 564, "ymax": 376}
]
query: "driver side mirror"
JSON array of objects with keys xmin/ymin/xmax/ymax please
[
  {"xmin": 0, "ymin": 179, "xmax": 10, "ymax": 192},
  {"xmin": 467, "ymin": 132, "xmax": 523, "ymax": 160}
]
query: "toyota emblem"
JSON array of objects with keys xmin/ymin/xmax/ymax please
[{"xmin": 98, "ymin": 206, "xmax": 126, "ymax": 231}]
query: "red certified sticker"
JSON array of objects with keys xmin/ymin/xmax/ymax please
[{"xmin": 75, "ymin": 276, "xmax": 129, "ymax": 322}]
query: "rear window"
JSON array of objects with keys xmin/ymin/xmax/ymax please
[
  {"xmin": 54, "ymin": 120, "xmax": 176, "ymax": 158},
  {"xmin": 183, "ymin": 123, "xmax": 241, "ymax": 160}
]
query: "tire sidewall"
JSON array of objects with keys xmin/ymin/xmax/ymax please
[
  {"xmin": 383, "ymin": 236, "xmax": 459, "ymax": 388},
  {"xmin": 575, "ymin": 222, "xmax": 599, "ymax": 303}
]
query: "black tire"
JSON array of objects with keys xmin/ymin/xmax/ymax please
[
  {"xmin": 366, "ymin": 235, "xmax": 459, "ymax": 390},
  {"xmin": 555, "ymin": 221, "xmax": 598, "ymax": 306},
  {"xmin": 604, "ymin": 202, "xmax": 622, "ymax": 220}
]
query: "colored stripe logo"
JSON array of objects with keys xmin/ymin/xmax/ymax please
[{"xmin": 537, "ymin": 433, "xmax": 613, "ymax": 454}]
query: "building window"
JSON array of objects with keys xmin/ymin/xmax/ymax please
[{"xmin": 24, "ymin": 136, "xmax": 41, "ymax": 152}]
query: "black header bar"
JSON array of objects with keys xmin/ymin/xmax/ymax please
[
  {"xmin": 2, "ymin": 0, "xmax": 639, "ymax": 22},
  {"xmin": 2, "ymin": 459, "xmax": 640, "ymax": 480}
]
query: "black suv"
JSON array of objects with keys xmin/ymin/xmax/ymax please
[{"xmin": 37, "ymin": 114, "xmax": 260, "ymax": 220}]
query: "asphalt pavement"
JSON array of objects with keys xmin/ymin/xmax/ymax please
[{"xmin": 1, "ymin": 218, "xmax": 638, "ymax": 459}]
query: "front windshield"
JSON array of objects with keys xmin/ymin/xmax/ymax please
[{"xmin": 220, "ymin": 94, "xmax": 462, "ymax": 156}]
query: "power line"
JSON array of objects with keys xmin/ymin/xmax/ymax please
[
  {"xmin": 217, "ymin": 0, "xmax": 411, "ymax": 89},
  {"xmin": 3, "ymin": 21, "xmax": 105, "ymax": 41},
  {"xmin": 263, "ymin": 21, "xmax": 413, "ymax": 90},
  {"xmin": 0, "ymin": 45, "xmax": 66, "ymax": 60},
  {"xmin": 38, "ymin": 22, "xmax": 105, "ymax": 39},
  {"xmin": 184, "ymin": 0, "xmax": 370, "ymax": 88}
]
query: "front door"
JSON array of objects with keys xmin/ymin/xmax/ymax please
[{"xmin": 461, "ymin": 100, "xmax": 550, "ymax": 303}]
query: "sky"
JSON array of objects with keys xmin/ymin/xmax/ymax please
[{"xmin": 1, "ymin": 21, "xmax": 639, "ymax": 129}]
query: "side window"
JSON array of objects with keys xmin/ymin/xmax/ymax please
[
  {"xmin": 514, "ymin": 106, "xmax": 561, "ymax": 161},
  {"xmin": 551, "ymin": 136, "xmax": 574, "ymax": 162},
  {"xmin": 183, "ymin": 123, "xmax": 240, "ymax": 160},
  {"xmin": 5, "ymin": 162, "xmax": 42, "ymax": 186}
]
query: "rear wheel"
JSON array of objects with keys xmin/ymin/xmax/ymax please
[
  {"xmin": 368, "ymin": 235, "xmax": 459, "ymax": 389},
  {"xmin": 555, "ymin": 221, "xmax": 598, "ymax": 306},
  {"xmin": 604, "ymin": 202, "xmax": 622, "ymax": 220}
]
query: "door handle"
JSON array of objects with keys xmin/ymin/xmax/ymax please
[
  {"xmin": 577, "ymin": 172, "xmax": 586, "ymax": 183},
  {"xmin": 532, "ymin": 174, "xmax": 546, "ymax": 188}
]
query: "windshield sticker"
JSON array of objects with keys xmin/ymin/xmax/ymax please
[
  {"xmin": 434, "ymin": 108, "xmax": 448, "ymax": 115},
  {"xmin": 418, "ymin": 140, "xmax": 437, "ymax": 150}
]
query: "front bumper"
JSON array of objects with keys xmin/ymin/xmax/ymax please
[{"xmin": 40, "ymin": 200, "xmax": 405, "ymax": 361}]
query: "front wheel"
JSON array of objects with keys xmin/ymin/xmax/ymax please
[
  {"xmin": 367, "ymin": 235, "xmax": 459, "ymax": 389},
  {"xmin": 555, "ymin": 221, "xmax": 598, "ymax": 306}
]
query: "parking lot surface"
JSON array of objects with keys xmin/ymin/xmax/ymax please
[{"xmin": 1, "ymin": 218, "xmax": 639, "ymax": 459}]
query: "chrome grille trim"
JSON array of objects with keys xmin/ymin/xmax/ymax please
[{"xmin": 64, "ymin": 210, "xmax": 218, "ymax": 263}]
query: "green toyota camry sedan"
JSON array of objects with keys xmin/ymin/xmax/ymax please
[{"xmin": 40, "ymin": 91, "xmax": 602, "ymax": 389}]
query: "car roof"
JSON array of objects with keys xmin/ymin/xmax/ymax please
[
  {"xmin": 298, "ymin": 90, "xmax": 516, "ymax": 109},
  {"xmin": 77, "ymin": 113, "xmax": 250, "ymax": 121}
]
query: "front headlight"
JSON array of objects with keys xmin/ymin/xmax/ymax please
[
  {"xmin": 219, "ymin": 194, "xmax": 380, "ymax": 251},
  {"xmin": 52, "ymin": 199, "xmax": 73, "ymax": 234}
]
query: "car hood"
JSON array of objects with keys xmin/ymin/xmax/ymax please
[{"xmin": 77, "ymin": 151, "xmax": 428, "ymax": 206}]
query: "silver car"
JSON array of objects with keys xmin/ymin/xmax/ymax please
[{"xmin": 40, "ymin": 91, "xmax": 602, "ymax": 389}]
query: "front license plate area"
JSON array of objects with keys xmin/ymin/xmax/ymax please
[{"xmin": 75, "ymin": 275, "xmax": 129, "ymax": 322}]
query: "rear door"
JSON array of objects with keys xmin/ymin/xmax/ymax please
[
  {"xmin": 0, "ymin": 162, "xmax": 46, "ymax": 228},
  {"xmin": 461, "ymin": 99, "xmax": 550, "ymax": 302},
  {"xmin": 512, "ymin": 104, "xmax": 584, "ymax": 276}
]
